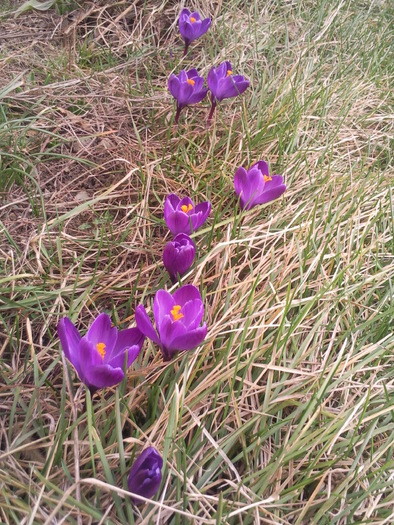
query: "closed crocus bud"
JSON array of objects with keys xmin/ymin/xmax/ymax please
[
  {"xmin": 58, "ymin": 313, "xmax": 144, "ymax": 394},
  {"xmin": 164, "ymin": 194, "xmax": 211, "ymax": 236},
  {"xmin": 207, "ymin": 61, "xmax": 249, "ymax": 124},
  {"xmin": 179, "ymin": 8, "xmax": 211, "ymax": 55},
  {"xmin": 163, "ymin": 233, "xmax": 195, "ymax": 282},
  {"xmin": 128, "ymin": 447, "xmax": 163, "ymax": 505},
  {"xmin": 168, "ymin": 69, "xmax": 208, "ymax": 124},
  {"xmin": 135, "ymin": 284, "xmax": 207, "ymax": 361},
  {"xmin": 234, "ymin": 160, "xmax": 286, "ymax": 210}
]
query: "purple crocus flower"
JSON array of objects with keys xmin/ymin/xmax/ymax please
[
  {"xmin": 128, "ymin": 447, "xmax": 163, "ymax": 505},
  {"xmin": 234, "ymin": 160, "xmax": 286, "ymax": 210},
  {"xmin": 58, "ymin": 313, "xmax": 144, "ymax": 393},
  {"xmin": 179, "ymin": 8, "xmax": 211, "ymax": 56},
  {"xmin": 168, "ymin": 69, "xmax": 208, "ymax": 124},
  {"xmin": 135, "ymin": 284, "xmax": 207, "ymax": 361},
  {"xmin": 164, "ymin": 194, "xmax": 211, "ymax": 236},
  {"xmin": 163, "ymin": 233, "xmax": 196, "ymax": 283},
  {"xmin": 207, "ymin": 61, "xmax": 249, "ymax": 123}
]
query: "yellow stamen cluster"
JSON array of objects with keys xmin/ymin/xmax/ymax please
[
  {"xmin": 171, "ymin": 305, "xmax": 184, "ymax": 321},
  {"xmin": 190, "ymin": 16, "xmax": 196, "ymax": 23},
  {"xmin": 264, "ymin": 175, "xmax": 272, "ymax": 182},
  {"xmin": 181, "ymin": 204, "xmax": 193, "ymax": 213},
  {"xmin": 96, "ymin": 342, "xmax": 106, "ymax": 359},
  {"xmin": 227, "ymin": 70, "xmax": 233, "ymax": 76},
  {"xmin": 187, "ymin": 78, "xmax": 195, "ymax": 86}
]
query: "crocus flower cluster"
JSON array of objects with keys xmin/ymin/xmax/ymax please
[
  {"xmin": 57, "ymin": 6, "xmax": 288, "ymax": 510},
  {"xmin": 169, "ymin": 9, "xmax": 249, "ymax": 124},
  {"xmin": 169, "ymin": 62, "xmax": 249, "ymax": 125}
]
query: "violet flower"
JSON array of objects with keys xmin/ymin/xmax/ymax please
[
  {"xmin": 164, "ymin": 194, "xmax": 211, "ymax": 236},
  {"xmin": 163, "ymin": 233, "xmax": 195, "ymax": 283},
  {"xmin": 168, "ymin": 69, "xmax": 208, "ymax": 124},
  {"xmin": 58, "ymin": 313, "xmax": 144, "ymax": 393},
  {"xmin": 207, "ymin": 61, "xmax": 249, "ymax": 123},
  {"xmin": 179, "ymin": 8, "xmax": 211, "ymax": 56},
  {"xmin": 128, "ymin": 447, "xmax": 163, "ymax": 505},
  {"xmin": 234, "ymin": 160, "xmax": 286, "ymax": 210},
  {"xmin": 135, "ymin": 284, "xmax": 207, "ymax": 361}
]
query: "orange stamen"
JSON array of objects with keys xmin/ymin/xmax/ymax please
[
  {"xmin": 96, "ymin": 342, "xmax": 106, "ymax": 359},
  {"xmin": 190, "ymin": 16, "xmax": 196, "ymax": 23},
  {"xmin": 227, "ymin": 70, "xmax": 233, "ymax": 76},
  {"xmin": 187, "ymin": 78, "xmax": 195, "ymax": 86},
  {"xmin": 264, "ymin": 175, "xmax": 272, "ymax": 182},
  {"xmin": 181, "ymin": 204, "xmax": 193, "ymax": 213},
  {"xmin": 171, "ymin": 305, "xmax": 184, "ymax": 321}
]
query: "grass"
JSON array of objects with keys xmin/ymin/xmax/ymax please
[{"xmin": 0, "ymin": 0, "xmax": 393, "ymax": 523}]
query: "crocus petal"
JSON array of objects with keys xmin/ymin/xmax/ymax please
[
  {"xmin": 180, "ymin": 20, "xmax": 195, "ymax": 41},
  {"xmin": 187, "ymin": 68, "xmax": 200, "ymax": 79},
  {"xmin": 190, "ymin": 201, "xmax": 211, "ymax": 230},
  {"xmin": 58, "ymin": 317, "xmax": 81, "ymax": 372},
  {"xmin": 207, "ymin": 67, "xmax": 218, "ymax": 95},
  {"xmin": 85, "ymin": 313, "xmax": 117, "ymax": 357},
  {"xmin": 241, "ymin": 166, "xmax": 266, "ymax": 208},
  {"xmin": 167, "ymin": 194, "xmax": 180, "ymax": 208},
  {"xmin": 135, "ymin": 305, "xmax": 161, "ymax": 345},
  {"xmin": 188, "ymin": 88, "xmax": 208, "ymax": 105},
  {"xmin": 176, "ymin": 81, "xmax": 194, "ymax": 106},
  {"xmin": 84, "ymin": 363, "xmax": 124, "ymax": 390},
  {"xmin": 79, "ymin": 337, "xmax": 103, "ymax": 368},
  {"xmin": 168, "ymin": 75, "xmax": 180, "ymax": 99},
  {"xmin": 252, "ymin": 160, "xmax": 270, "ymax": 176},
  {"xmin": 172, "ymin": 284, "xmax": 203, "ymax": 306},
  {"xmin": 253, "ymin": 181, "xmax": 287, "ymax": 205},
  {"xmin": 201, "ymin": 18, "xmax": 211, "ymax": 33},
  {"xmin": 110, "ymin": 327, "xmax": 144, "ymax": 357},
  {"xmin": 180, "ymin": 300, "xmax": 204, "ymax": 330},
  {"xmin": 177, "ymin": 196, "xmax": 194, "ymax": 210},
  {"xmin": 170, "ymin": 324, "xmax": 207, "ymax": 351},
  {"xmin": 159, "ymin": 315, "xmax": 187, "ymax": 351},
  {"xmin": 190, "ymin": 11, "xmax": 201, "ymax": 21},
  {"xmin": 154, "ymin": 289, "xmax": 175, "ymax": 328},
  {"xmin": 108, "ymin": 345, "xmax": 142, "ymax": 370},
  {"xmin": 165, "ymin": 211, "xmax": 191, "ymax": 235},
  {"xmin": 217, "ymin": 61, "xmax": 232, "ymax": 77},
  {"xmin": 234, "ymin": 166, "xmax": 248, "ymax": 197},
  {"xmin": 217, "ymin": 77, "xmax": 249, "ymax": 101},
  {"xmin": 179, "ymin": 8, "xmax": 191, "ymax": 17},
  {"xmin": 108, "ymin": 327, "xmax": 144, "ymax": 368}
]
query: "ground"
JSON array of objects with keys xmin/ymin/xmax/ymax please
[{"xmin": 0, "ymin": 0, "xmax": 393, "ymax": 524}]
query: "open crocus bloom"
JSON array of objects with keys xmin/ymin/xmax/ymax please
[
  {"xmin": 164, "ymin": 194, "xmax": 211, "ymax": 236},
  {"xmin": 234, "ymin": 160, "xmax": 286, "ymax": 210},
  {"xmin": 163, "ymin": 233, "xmax": 196, "ymax": 282},
  {"xmin": 179, "ymin": 8, "xmax": 211, "ymax": 55},
  {"xmin": 207, "ymin": 61, "xmax": 249, "ymax": 123},
  {"xmin": 128, "ymin": 447, "xmax": 163, "ymax": 505},
  {"xmin": 135, "ymin": 285, "xmax": 207, "ymax": 361},
  {"xmin": 168, "ymin": 69, "xmax": 208, "ymax": 123},
  {"xmin": 58, "ymin": 313, "xmax": 144, "ymax": 393}
]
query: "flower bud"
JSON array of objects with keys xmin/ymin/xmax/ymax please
[{"xmin": 128, "ymin": 447, "xmax": 163, "ymax": 505}]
